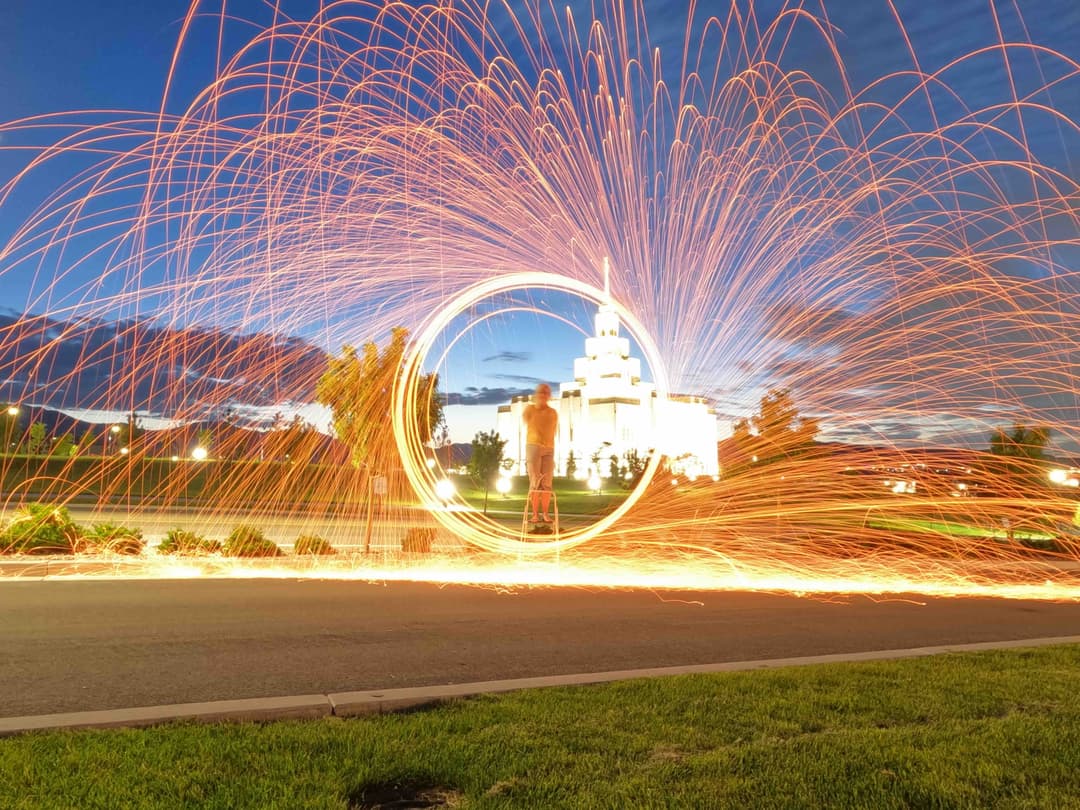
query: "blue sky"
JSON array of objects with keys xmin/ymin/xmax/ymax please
[{"xmin": 1, "ymin": 1, "xmax": 1078, "ymax": 444}]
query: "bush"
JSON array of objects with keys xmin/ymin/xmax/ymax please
[
  {"xmin": 80, "ymin": 523, "xmax": 145, "ymax": 555},
  {"xmin": 224, "ymin": 525, "xmax": 283, "ymax": 558},
  {"xmin": 0, "ymin": 503, "xmax": 82, "ymax": 555},
  {"xmin": 294, "ymin": 535, "xmax": 335, "ymax": 555},
  {"xmin": 157, "ymin": 528, "xmax": 222, "ymax": 556},
  {"xmin": 402, "ymin": 527, "xmax": 435, "ymax": 553}
]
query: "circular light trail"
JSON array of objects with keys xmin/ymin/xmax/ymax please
[{"xmin": 394, "ymin": 271, "xmax": 668, "ymax": 554}]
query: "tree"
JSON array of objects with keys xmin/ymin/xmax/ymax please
[
  {"xmin": 26, "ymin": 422, "xmax": 48, "ymax": 455},
  {"xmin": 467, "ymin": 430, "xmax": 507, "ymax": 514},
  {"xmin": 989, "ymin": 424, "xmax": 1050, "ymax": 462},
  {"xmin": 76, "ymin": 430, "xmax": 95, "ymax": 456},
  {"xmin": 989, "ymin": 424, "xmax": 1052, "ymax": 489},
  {"xmin": 733, "ymin": 388, "xmax": 819, "ymax": 465},
  {"xmin": 565, "ymin": 450, "xmax": 577, "ymax": 479},
  {"xmin": 116, "ymin": 413, "xmax": 143, "ymax": 449},
  {"xmin": 623, "ymin": 448, "xmax": 647, "ymax": 488},
  {"xmin": 52, "ymin": 434, "xmax": 75, "ymax": 458},
  {"xmin": 316, "ymin": 327, "xmax": 443, "ymax": 471}
]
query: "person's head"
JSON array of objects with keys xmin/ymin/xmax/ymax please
[{"xmin": 534, "ymin": 383, "xmax": 552, "ymax": 405}]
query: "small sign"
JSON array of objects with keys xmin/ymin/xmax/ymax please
[{"xmin": 373, "ymin": 475, "xmax": 388, "ymax": 496}]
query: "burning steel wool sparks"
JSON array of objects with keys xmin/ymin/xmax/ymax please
[{"xmin": 0, "ymin": 1, "xmax": 1079, "ymax": 599}]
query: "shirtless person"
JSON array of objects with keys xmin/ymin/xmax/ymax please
[{"xmin": 523, "ymin": 383, "xmax": 558, "ymax": 526}]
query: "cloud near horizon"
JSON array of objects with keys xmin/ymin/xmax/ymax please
[{"xmin": 443, "ymin": 386, "xmax": 531, "ymax": 406}]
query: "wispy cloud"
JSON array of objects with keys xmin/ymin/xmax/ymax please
[
  {"xmin": 444, "ymin": 386, "xmax": 531, "ymax": 406},
  {"xmin": 482, "ymin": 351, "xmax": 531, "ymax": 363}
]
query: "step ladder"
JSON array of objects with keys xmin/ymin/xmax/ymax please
[{"xmin": 520, "ymin": 488, "xmax": 560, "ymax": 542}]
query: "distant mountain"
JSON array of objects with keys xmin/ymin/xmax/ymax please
[{"xmin": 0, "ymin": 311, "xmax": 327, "ymax": 416}]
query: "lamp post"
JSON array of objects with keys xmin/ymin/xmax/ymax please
[{"xmin": 2, "ymin": 405, "xmax": 18, "ymax": 454}]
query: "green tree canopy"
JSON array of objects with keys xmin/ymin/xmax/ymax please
[
  {"xmin": 467, "ymin": 430, "xmax": 507, "ymax": 514},
  {"xmin": 989, "ymin": 424, "xmax": 1051, "ymax": 461},
  {"xmin": 988, "ymin": 424, "xmax": 1052, "ymax": 490},
  {"xmin": 26, "ymin": 421, "xmax": 48, "ymax": 455},
  {"xmin": 316, "ymin": 327, "xmax": 444, "ymax": 471},
  {"xmin": 732, "ymin": 388, "xmax": 819, "ymax": 464}
]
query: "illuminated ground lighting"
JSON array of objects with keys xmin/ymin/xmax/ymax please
[
  {"xmin": 495, "ymin": 476, "xmax": 512, "ymax": 495},
  {"xmin": 5, "ymin": 405, "xmax": 17, "ymax": 417},
  {"xmin": 191, "ymin": 446, "xmax": 209, "ymax": 461},
  {"xmin": 394, "ymin": 271, "xmax": 668, "ymax": 555},
  {"xmin": 1049, "ymin": 469, "xmax": 1080, "ymax": 488},
  {"xmin": 587, "ymin": 474, "xmax": 603, "ymax": 492},
  {"xmin": 434, "ymin": 478, "xmax": 456, "ymax": 500},
  {"xmin": 119, "ymin": 446, "xmax": 129, "ymax": 456},
  {"xmin": 425, "ymin": 457, "xmax": 436, "ymax": 470}
]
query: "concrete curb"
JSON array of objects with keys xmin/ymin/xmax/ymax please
[
  {"xmin": 0, "ymin": 694, "xmax": 330, "ymax": 735},
  {"xmin": 3, "ymin": 634, "xmax": 1079, "ymax": 736}
]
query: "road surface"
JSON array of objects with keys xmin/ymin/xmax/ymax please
[{"xmin": 3, "ymin": 579, "xmax": 1080, "ymax": 716}]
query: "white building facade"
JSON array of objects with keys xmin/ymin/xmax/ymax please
[{"xmin": 496, "ymin": 298, "xmax": 719, "ymax": 479}]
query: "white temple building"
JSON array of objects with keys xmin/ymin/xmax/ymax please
[{"xmin": 496, "ymin": 275, "xmax": 719, "ymax": 480}]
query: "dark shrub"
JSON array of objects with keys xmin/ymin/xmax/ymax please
[
  {"xmin": 157, "ymin": 528, "xmax": 222, "ymax": 555},
  {"xmin": 402, "ymin": 527, "xmax": 435, "ymax": 553},
  {"xmin": 81, "ymin": 523, "xmax": 145, "ymax": 555},
  {"xmin": 224, "ymin": 525, "xmax": 283, "ymax": 558},
  {"xmin": 294, "ymin": 534, "xmax": 335, "ymax": 555},
  {"xmin": 0, "ymin": 503, "xmax": 81, "ymax": 555}
]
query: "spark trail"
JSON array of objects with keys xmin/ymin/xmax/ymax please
[{"xmin": 0, "ymin": 1, "xmax": 1078, "ymax": 598}]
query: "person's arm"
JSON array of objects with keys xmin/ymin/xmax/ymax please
[{"xmin": 522, "ymin": 404, "xmax": 534, "ymax": 427}]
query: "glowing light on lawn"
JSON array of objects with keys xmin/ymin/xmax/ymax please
[
  {"xmin": 191, "ymin": 446, "xmax": 208, "ymax": 461},
  {"xmin": 5, "ymin": 406, "xmax": 17, "ymax": 417},
  {"xmin": 495, "ymin": 477, "xmax": 511, "ymax": 495},
  {"xmin": 434, "ymin": 478, "xmax": 456, "ymax": 501},
  {"xmin": 588, "ymin": 474, "xmax": 603, "ymax": 492}
]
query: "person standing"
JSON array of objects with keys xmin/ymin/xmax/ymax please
[{"xmin": 523, "ymin": 383, "xmax": 558, "ymax": 527}]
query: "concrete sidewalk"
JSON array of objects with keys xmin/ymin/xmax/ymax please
[{"xmin": 3, "ymin": 634, "xmax": 1078, "ymax": 736}]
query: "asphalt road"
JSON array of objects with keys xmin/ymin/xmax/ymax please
[{"xmin": 4, "ymin": 580, "xmax": 1080, "ymax": 717}]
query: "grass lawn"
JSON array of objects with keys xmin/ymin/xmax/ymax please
[
  {"xmin": 867, "ymin": 515, "xmax": 1056, "ymax": 542},
  {"xmin": 3, "ymin": 645, "xmax": 1080, "ymax": 808},
  {"xmin": 456, "ymin": 479, "xmax": 628, "ymax": 517}
]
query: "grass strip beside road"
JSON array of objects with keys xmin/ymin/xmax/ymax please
[
  {"xmin": 868, "ymin": 515, "xmax": 1056, "ymax": 541},
  {"xmin": 3, "ymin": 645, "xmax": 1080, "ymax": 809}
]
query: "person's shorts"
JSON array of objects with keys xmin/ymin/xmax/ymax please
[{"xmin": 526, "ymin": 443, "xmax": 555, "ymax": 491}]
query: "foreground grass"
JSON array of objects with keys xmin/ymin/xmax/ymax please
[{"xmin": 3, "ymin": 646, "xmax": 1080, "ymax": 809}]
